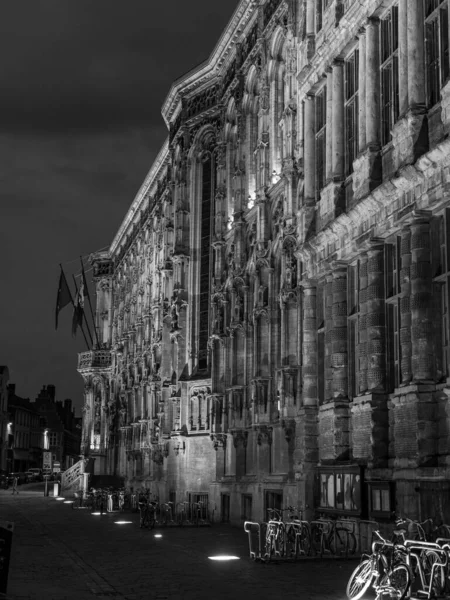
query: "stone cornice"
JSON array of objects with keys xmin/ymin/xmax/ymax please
[
  {"xmin": 161, "ymin": 0, "xmax": 259, "ymax": 127},
  {"xmin": 109, "ymin": 139, "xmax": 170, "ymax": 256},
  {"xmin": 304, "ymin": 136, "xmax": 450, "ymax": 278}
]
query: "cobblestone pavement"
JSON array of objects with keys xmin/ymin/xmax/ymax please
[{"xmin": 0, "ymin": 486, "xmax": 365, "ymax": 600}]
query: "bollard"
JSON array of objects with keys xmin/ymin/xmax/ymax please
[
  {"xmin": 44, "ymin": 476, "xmax": 49, "ymax": 497},
  {"xmin": 53, "ymin": 482, "xmax": 60, "ymax": 497}
]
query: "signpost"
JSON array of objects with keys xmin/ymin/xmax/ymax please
[{"xmin": 43, "ymin": 451, "xmax": 52, "ymax": 472}]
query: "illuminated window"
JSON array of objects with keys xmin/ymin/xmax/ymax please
[
  {"xmin": 319, "ymin": 466, "xmax": 362, "ymax": 515},
  {"xmin": 368, "ymin": 482, "xmax": 394, "ymax": 519}
]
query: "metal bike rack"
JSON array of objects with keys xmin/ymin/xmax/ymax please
[{"xmin": 244, "ymin": 521, "xmax": 266, "ymax": 561}]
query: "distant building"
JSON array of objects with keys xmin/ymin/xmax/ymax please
[
  {"xmin": 0, "ymin": 366, "xmax": 9, "ymax": 471},
  {"xmin": 34, "ymin": 385, "xmax": 81, "ymax": 470},
  {"xmin": 7, "ymin": 384, "xmax": 44, "ymax": 472}
]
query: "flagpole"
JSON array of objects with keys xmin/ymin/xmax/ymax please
[
  {"xmin": 80, "ymin": 257, "xmax": 101, "ymax": 348},
  {"xmin": 72, "ymin": 274, "xmax": 92, "ymax": 349}
]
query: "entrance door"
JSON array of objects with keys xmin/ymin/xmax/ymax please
[{"xmin": 221, "ymin": 493, "xmax": 230, "ymax": 523}]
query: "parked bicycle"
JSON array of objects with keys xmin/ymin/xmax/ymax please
[
  {"xmin": 310, "ymin": 516, "xmax": 357, "ymax": 557},
  {"xmin": 346, "ymin": 530, "xmax": 412, "ymax": 600}
]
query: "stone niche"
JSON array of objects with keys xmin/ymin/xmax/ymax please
[
  {"xmin": 390, "ymin": 385, "xmax": 438, "ymax": 469},
  {"xmin": 351, "ymin": 393, "xmax": 388, "ymax": 468}
]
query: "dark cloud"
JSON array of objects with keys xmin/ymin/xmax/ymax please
[
  {"xmin": 0, "ymin": 1, "xmax": 238, "ymax": 130},
  {"xmin": 0, "ymin": 0, "xmax": 238, "ymax": 407}
]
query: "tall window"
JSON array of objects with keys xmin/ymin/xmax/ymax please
[
  {"xmin": 345, "ymin": 50, "xmax": 359, "ymax": 176},
  {"xmin": 317, "ymin": 283, "xmax": 325, "ymax": 404},
  {"xmin": 385, "ymin": 238, "xmax": 401, "ymax": 391},
  {"xmin": 199, "ymin": 157, "xmax": 214, "ymax": 371},
  {"xmin": 315, "ymin": 87, "xmax": 327, "ymax": 198},
  {"xmin": 380, "ymin": 6, "xmax": 399, "ymax": 146},
  {"xmin": 316, "ymin": 0, "xmax": 331, "ymax": 32},
  {"xmin": 425, "ymin": 0, "xmax": 449, "ymax": 107},
  {"xmin": 432, "ymin": 212, "xmax": 450, "ymax": 380},
  {"xmin": 347, "ymin": 261, "xmax": 359, "ymax": 399}
]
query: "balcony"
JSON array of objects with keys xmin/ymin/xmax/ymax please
[{"xmin": 78, "ymin": 350, "xmax": 112, "ymax": 370}]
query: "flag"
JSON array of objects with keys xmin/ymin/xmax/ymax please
[
  {"xmin": 72, "ymin": 277, "xmax": 84, "ymax": 337},
  {"xmin": 55, "ymin": 266, "xmax": 73, "ymax": 330}
]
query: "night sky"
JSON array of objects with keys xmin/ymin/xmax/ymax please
[{"xmin": 0, "ymin": 1, "xmax": 239, "ymax": 412}]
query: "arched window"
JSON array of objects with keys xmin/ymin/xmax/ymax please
[{"xmin": 198, "ymin": 153, "xmax": 215, "ymax": 371}]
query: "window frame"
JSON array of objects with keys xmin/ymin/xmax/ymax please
[
  {"xmin": 315, "ymin": 85, "xmax": 327, "ymax": 199},
  {"xmin": 424, "ymin": 0, "xmax": 449, "ymax": 108},
  {"xmin": 318, "ymin": 465, "xmax": 363, "ymax": 517},
  {"xmin": 380, "ymin": 5, "xmax": 399, "ymax": 147},
  {"xmin": 344, "ymin": 48, "xmax": 359, "ymax": 177},
  {"xmin": 368, "ymin": 481, "xmax": 395, "ymax": 520}
]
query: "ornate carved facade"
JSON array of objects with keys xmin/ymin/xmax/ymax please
[{"xmin": 78, "ymin": 0, "xmax": 450, "ymax": 524}]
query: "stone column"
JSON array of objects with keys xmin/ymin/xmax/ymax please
[
  {"xmin": 331, "ymin": 267, "xmax": 348, "ymax": 399},
  {"xmin": 304, "ymin": 95, "xmax": 316, "ymax": 202},
  {"xmin": 358, "ymin": 255, "xmax": 368, "ymax": 394},
  {"xmin": 400, "ymin": 226, "xmax": 412, "ymax": 384},
  {"xmin": 358, "ymin": 29, "xmax": 366, "ymax": 152},
  {"xmin": 410, "ymin": 214, "xmax": 433, "ymax": 382},
  {"xmin": 296, "ymin": 279, "xmax": 318, "ymax": 521},
  {"xmin": 365, "ymin": 17, "xmax": 380, "ymax": 147},
  {"xmin": 325, "ymin": 69, "xmax": 333, "ymax": 182},
  {"xmin": 325, "ymin": 275, "xmax": 334, "ymax": 401},
  {"xmin": 366, "ymin": 243, "xmax": 386, "ymax": 391},
  {"xmin": 331, "ymin": 60, "xmax": 345, "ymax": 180},
  {"xmin": 398, "ymin": 0, "xmax": 408, "ymax": 115},
  {"xmin": 352, "ymin": 18, "xmax": 381, "ymax": 200},
  {"xmin": 302, "ymin": 282, "xmax": 318, "ymax": 406},
  {"xmin": 407, "ymin": 0, "xmax": 425, "ymax": 109}
]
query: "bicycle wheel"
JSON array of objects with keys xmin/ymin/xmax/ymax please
[
  {"xmin": 346, "ymin": 558, "xmax": 373, "ymax": 600},
  {"xmin": 286, "ymin": 526, "xmax": 297, "ymax": 558},
  {"xmin": 332, "ymin": 528, "xmax": 349, "ymax": 556},
  {"xmin": 266, "ymin": 528, "xmax": 275, "ymax": 558},
  {"xmin": 310, "ymin": 524, "xmax": 323, "ymax": 556},
  {"xmin": 422, "ymin": 549, "xmax": 446, "ymax": 596},
  {"xmin": 299, "ymin": 524, "xmax": 312, "ymax": 556},
  {"xmin": 380, "ymin": 563, "xmax": 411, "ymax": 600}
]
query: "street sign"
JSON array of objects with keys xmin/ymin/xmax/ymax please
[
  {"xmin": 53, "ymin": 462, "xmax": 61, "ymax": 473},
  {"xmin": 43, "ymin": 451, "xmax": 52, "ymax": 471}
]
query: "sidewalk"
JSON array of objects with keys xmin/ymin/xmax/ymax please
[{"xmin": 0, "ymin": 487, "xmax": 357, "ymax": 600}]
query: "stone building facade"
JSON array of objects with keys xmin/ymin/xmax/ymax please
[{"xmin": 78, "ymin": 0, "xmax": 450, "ymax": 525}]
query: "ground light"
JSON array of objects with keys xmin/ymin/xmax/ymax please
[
  {"xmin": 208, "ymin": 556, "xmax": 240, "ymax": 561},
  {"xmin": 91, "ymin": 512, "xmax": 102, "ymax": 516},
  {"xmin": 63, "ymin": 501, "xmax": 74, "ymax": 504},
  {"xmin": 55, "ymin": 497, "xmax": 65, "ymax": 501},
  {"xmin": 114, "ymin": 521, "xmax": 133, "ymax": 525},
  {"xmin": 154, "ymin": 534, "xmax": 162, "ymax": 538}
]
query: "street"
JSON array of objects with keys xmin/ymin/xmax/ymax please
[{"xmin": 0, "ymin": 484, "xmax": 362, "ymax": 600}]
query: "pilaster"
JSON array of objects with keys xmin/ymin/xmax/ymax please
[{"xmin": 301, "ymin": 281, "xmax": 317, "ymax": 406}]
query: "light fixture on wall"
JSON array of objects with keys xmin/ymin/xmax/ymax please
[{"xmin": 173, "ymin": 441, "xmax": 185, "ymax": 456}]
